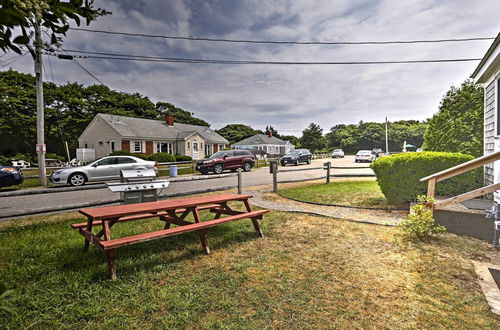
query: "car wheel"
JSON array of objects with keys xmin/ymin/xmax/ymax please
[
  {"xmin": 213, "ymin": 163, "xmax": 223, "ymax": 174},
  {"xmin": 243, "ymin": 162, "xmax": 252, "ymax": 172},
  {"xmin": 306, "ymin": 157, "xmax": 311, "ymax": 164},
  {"xmin": 295, "ymin": 159, "xmax": 300, "ymax": 166},
  {"xmin": 281, "ymin": 162, "xmax": 286, "ymax": 167},
  {"xmin": 68, "ymin": 173, "xmax": 86, "ymax": 186}
]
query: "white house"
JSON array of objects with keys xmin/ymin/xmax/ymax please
[
  {"xmin": 231, "ymin": 132, "xmax": 295, "ymax": 156},
  {"xmin": 78, "ymin": 113, "xmax": 229, "ymax": 159},
  {"xmin": 471, "ymin": 33, "xmax": 500, "ymax": 191}
]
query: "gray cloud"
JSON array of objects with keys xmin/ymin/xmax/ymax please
[{"xmin": 4, "ymin": 0, "xmax": 500, "ymax": 136}]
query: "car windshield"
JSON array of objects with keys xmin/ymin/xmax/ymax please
[
  {"xmin": 208, "ymin": 151, "xmax": 226, "ymax": 159},
  {"xmin": 286, "ymin": 151, "xmax": 300, "ymax": 156},
  {"xmin": 334, "ymin": 149, "xmax": 342, "ymax": 152}
]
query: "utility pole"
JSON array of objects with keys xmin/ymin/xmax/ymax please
[
  {"xmin": 385, "ymin": 116, "xmax": 389, "ymax": 154},
  {"xmin": 35, "ymin": 21, "xmax": 46, "ymax": 186}
]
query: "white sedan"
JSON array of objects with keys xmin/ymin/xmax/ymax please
[
  {"xmin": 354, "ymin": 150, "xmax": 376, "ymax": 163},
  {"xmin": 332, "ymin": 149, "xmax": 345, "ymax": 158}
]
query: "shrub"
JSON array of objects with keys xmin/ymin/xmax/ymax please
[
  {"xmin": 110, "ymin": 150, "xmax": 132, "ymax": 156},
  {"xmin": 400, "ymin": 195, "xmax": 446, "ymax": 242},
  {"xmin": 45, "ymin": 153, "xmax": 65, "ymax": 161},
  {"xmin": 148, "ymin": 152, "xmax": 176, "ymax": 162},
  {"xmin": 371, "ymin": 151, "xmax": 482, "ymax": 204},
  {"xmin": 175, "ymin": 155, "xmax": 192, "ymax": 161}
]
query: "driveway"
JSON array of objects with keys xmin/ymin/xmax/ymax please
[{"xmin": 0, "ymin": 156, "xmax": 374, "ymax": 218}]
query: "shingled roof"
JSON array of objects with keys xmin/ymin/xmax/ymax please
[
  {"xmin": 95, "ymin": 113, "xmax": 229, "ymax": 144},
  {"xmin": 232, "ymin": 134, "xmax": 288, "ymax": 146}
]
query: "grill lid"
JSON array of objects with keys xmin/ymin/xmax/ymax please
[{"xmin": 120, "ymin": 168, "xmax": 157, "ymax": 181}]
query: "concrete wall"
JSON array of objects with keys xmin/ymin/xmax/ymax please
[{"xmin": 435, "ymin": 210, "xmax": 495, "ymax": 242}]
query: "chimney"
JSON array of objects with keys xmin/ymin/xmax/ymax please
[
  {"xmin": 166, "ymin": 113, "xmax": 174, "ymax": 126},
  {"xmin": 267, "ymin": 130, "xmax": 272, "ymax": 138}
]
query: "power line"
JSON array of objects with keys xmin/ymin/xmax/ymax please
[
  {"xmin": 71, "ymin": 57, "xmax": 105, "ymax": 84},
  {"xmin": 69, "ymin": 27, "xmax": 496, "ymax": 45},
  {"xmin": 55, "ymin": 49, "xmax": 481, "ymax": 65},
  {"xmin": 0, "ymin": 52, "xmax": 28, "ymax": 68}
]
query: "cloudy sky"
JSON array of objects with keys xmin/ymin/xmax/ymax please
[{"xmin": 4, "ymin": 0, "xmax": 500, "ymax": 135}]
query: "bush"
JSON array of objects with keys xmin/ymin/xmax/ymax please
[
  {"xmin": 148, "ymin": 152, "xmax": 176, "ymax": 162},
  {"xmin": 175, "ymin": 155, "xmax": 192, "ymax": 161},
  {"xmin": 371, "ymin": 151, "xmax": 482, "ymax": 204},
  {"xmin": 45, "ymin": 153, "xmax": 65, "ymax": 161},
  {"xmin": 400, "ymin": 196, "xmax": 446, "ymax": 242},
  {"xmin": 110, "ymin": 150, "xmax": 132, "ymax": 156}
]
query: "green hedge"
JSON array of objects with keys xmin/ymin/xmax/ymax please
[
  {"xmin": 149, "ymin": 152, "xmax": 176, "ymax": 162},
  {"xmin": 110, "ymin": 150, "xmax": 132, "ymax": 156},
  {"xmin": 370, "ymin": 152, "xmax": 482, "ymax": 204},
  {"xmin": 175, "ymin": 155, "xmax": 192, "ymax": 161}
]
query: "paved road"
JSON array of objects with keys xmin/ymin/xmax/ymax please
[{"xmin": 0, "ymin": 156, "xmax": 373, "ymax": 218}]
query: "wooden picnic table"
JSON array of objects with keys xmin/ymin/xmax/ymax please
[{"xmin": 73, "ymin": 194, "xmax": 269, "ymax": 279}]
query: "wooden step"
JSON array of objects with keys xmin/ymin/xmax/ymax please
[
  {"xmin": 71, "ymin": 204, "xmax": 221, "ymax": 229},
  {"xmin": 100, "ymin": 210, "xmax": 269, "ymax": 250}
]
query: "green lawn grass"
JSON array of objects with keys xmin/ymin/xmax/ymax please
[
  {"xmin": 0, "ymin": 208, "xmax": 498, "ymax": 328},
  {"xmin": 278, "ymin": 180, "xmax": 392, "ymax": 208}
]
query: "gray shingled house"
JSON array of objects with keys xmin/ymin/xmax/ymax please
[
  {"xmin": 231, "ymin": 132, "xmax": 295, "ymax": 157},
  {"xmin": 471, "ymin": 33, "xmax": 500, "ymax": 196},
  {"xmin": 78, "ymin": 113, "xmax": 229, "ymax": 159}
]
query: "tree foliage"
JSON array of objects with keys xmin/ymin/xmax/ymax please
[
  {"xmin": 0, "ymin": 70, "xmax": 209, "ymax": 158},
  {"xmin": 156, "ymin": 102, "xmax": 209, "ymax": 127},
  {"xmin": 325, "ymin": 120, "xmax": 427, "ymax": 153},
  {"xmin": 0, "ymin": 0, "xmax": 109, "ymax": 56},
  {"xmin": 422, "ymin": 80, "xmax": 483, "ymax": 157},
  {"xmin": 216, "ymin": 124, "xmax": 261, "ymax": 145},
  {"xmin": 300, "ymin": 123, "xmax": 326, "ymax": 153}
]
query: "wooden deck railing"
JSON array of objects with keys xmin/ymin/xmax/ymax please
[{"xmin": 420, "ymin": 151, "xmax": 500, "ymax": 210}]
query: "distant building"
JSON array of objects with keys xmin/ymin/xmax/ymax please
[
  {"xmin": 231, "ymin": 132, "xmax": 295, "ymax": 156},
  {"xmin": 78, "ymin": 113, "xmax": 229, "ymax": 159},
  {"xmin": 471, "ymin": 33, "xmax": 500, "ymax": 191}
]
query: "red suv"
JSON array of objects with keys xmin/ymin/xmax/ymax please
[{"xmin": 196, "ymin": 150, "xmax": 255, "ymax": 174}]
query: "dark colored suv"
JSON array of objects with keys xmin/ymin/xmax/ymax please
[
  {"xmin": 280, "ymin": 149, "xmax": 312, "ymax": 166},
  {"xmin": 196, "ymin": 150, "xmax": 255, "ymax": 174}
]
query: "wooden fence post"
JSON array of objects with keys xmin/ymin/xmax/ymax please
[
  {"xmin": 325, "ymin": 161, "xmax": 331, "ymax": 183},
  {"xmin": 237, "ymin": 168, "xmax": 242, "ymax": 194},
  {"xmin": 191, "ymin": 160, "xmax": 196, "ymax": 174},
  {"xmin": 427, "ymin": 178, "xmax": 436, "ymax": 199},
  {"xmin": 271, "ymin": 161, "xmax": 278, "ymax": 192}
]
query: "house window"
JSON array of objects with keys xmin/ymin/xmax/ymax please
[
  {"xmin": 193, "ymin": 142, "xmax": 199, "ymax": 152},
  {"xmin": 84, "ymin": 143, "xmax": 88, "ymax": 148},
  {"xmin": 497, "ymin": 77, "xmax": 500, "ymax": 135},
  {"xmin": 205, "ymin": 144, "xmax": 212, "ymax": 156},
  {"xmin": 187, "ymin": 142, "xmax": 190, "ymax": 149},
  {"xmin": 200, "ymin": 143, "xmax": 203, "ymax": 150},
  {"xmin": 275, "ymin": 146, "xmax": 279, "ymax": 153},
  {"xmin": 110, "ymin": 140, "xmax": 116, "ymax": 153},
  {"xmin": 156, "ymin": 142, "xmax": 173, "ymax": 154},
  {"xmin": 133, "ymin": 141, "xmax": 142, "ymax": 153},
  {"xmin": 219, "ymin": 144, "xmax": 224, "ymax": 150}
]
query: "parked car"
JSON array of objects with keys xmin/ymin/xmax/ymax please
[
  {"xmin": 416, "ymin": 148, "xmax": 423, "ymax": 152},
  {"xmin": 196, "ymin": 150, "xmax": 255, "ymax": 175},
  {"xmin": 372, "ymin": 148, "xmax": 384, "ymax": 158},
  {"xmin": 332, "ymin": 149, "xmax": 345, "ymax": 158},
  {"xmin": 280, "ymin": 149, "xmax": 312, "ymax": 166},
  {"xmin": 0, "ymin": 166, "xmax": 24, "ymax": 188},
  {"xmin": 354, "ymin": 150, "xmax": 376, "ymax": 163},
  {"xmin": 49, "ymin": 156, "xmax": 157, "ymax": 186}
]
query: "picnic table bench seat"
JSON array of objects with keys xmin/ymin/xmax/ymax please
[{"xmin": 73, "ymin": 194, "xmax": 269, "ymax": 279}]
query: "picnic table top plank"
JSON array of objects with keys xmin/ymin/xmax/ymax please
[{"xmin": 79, "ymin": 194, "xmax": 253, "ymax": 220}]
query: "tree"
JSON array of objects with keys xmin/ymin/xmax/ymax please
[
  {"xmin": 0, "ymin": 0, "xmax": 109, "ymax": 56},
  {"xmin": 0, "ymin": 70, "xmax": 212, "ymax": 158},
  {"xmin": 300, "ymin": 123, "xmax": 325, "ymax": 153},
  {"xmin": 265, "ymin": 125, "xmax": 279, "ymax": 138},
  {"xmin": 156, "ymin": 102, "xmax": 209, "ymax": 127},
  {"xmin": 216, "ymin": 124, "xmax": 259, "ymax": 145},
  {"xmin": 423, "ymin": 80, "xmax": 483, "ymax": 157}
]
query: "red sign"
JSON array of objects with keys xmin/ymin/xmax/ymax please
[{"xmin": 35, "ymin": 144, "xmax": 46, "ymax": 154}]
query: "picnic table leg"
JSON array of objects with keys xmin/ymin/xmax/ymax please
[
  {"xmin": 83, "ymin": 217, "xmax": 93, "ymax": 252},
  {"xmin": 160, "ymin": 215, "xmax": 171, "ymax": 229},
  {"xmin": 192, "ymin": 207, "xmax": 211, "ymax": 254},
  {"xmin": 244, "ymin": 199, "xmax": 264, "ymax": 238},
  {"xmin": 102, "ymin": 220, "xmax": 117, "ymax": 280}
]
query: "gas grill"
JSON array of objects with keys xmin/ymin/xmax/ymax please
[{"xmin": 107, "ymin": 168, "xmax": 169, "ymax": 204}]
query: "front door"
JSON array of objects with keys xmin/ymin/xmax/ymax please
[{"xmin": 192, "ymin": 142, "xmax": 200, "ymax": 160}]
